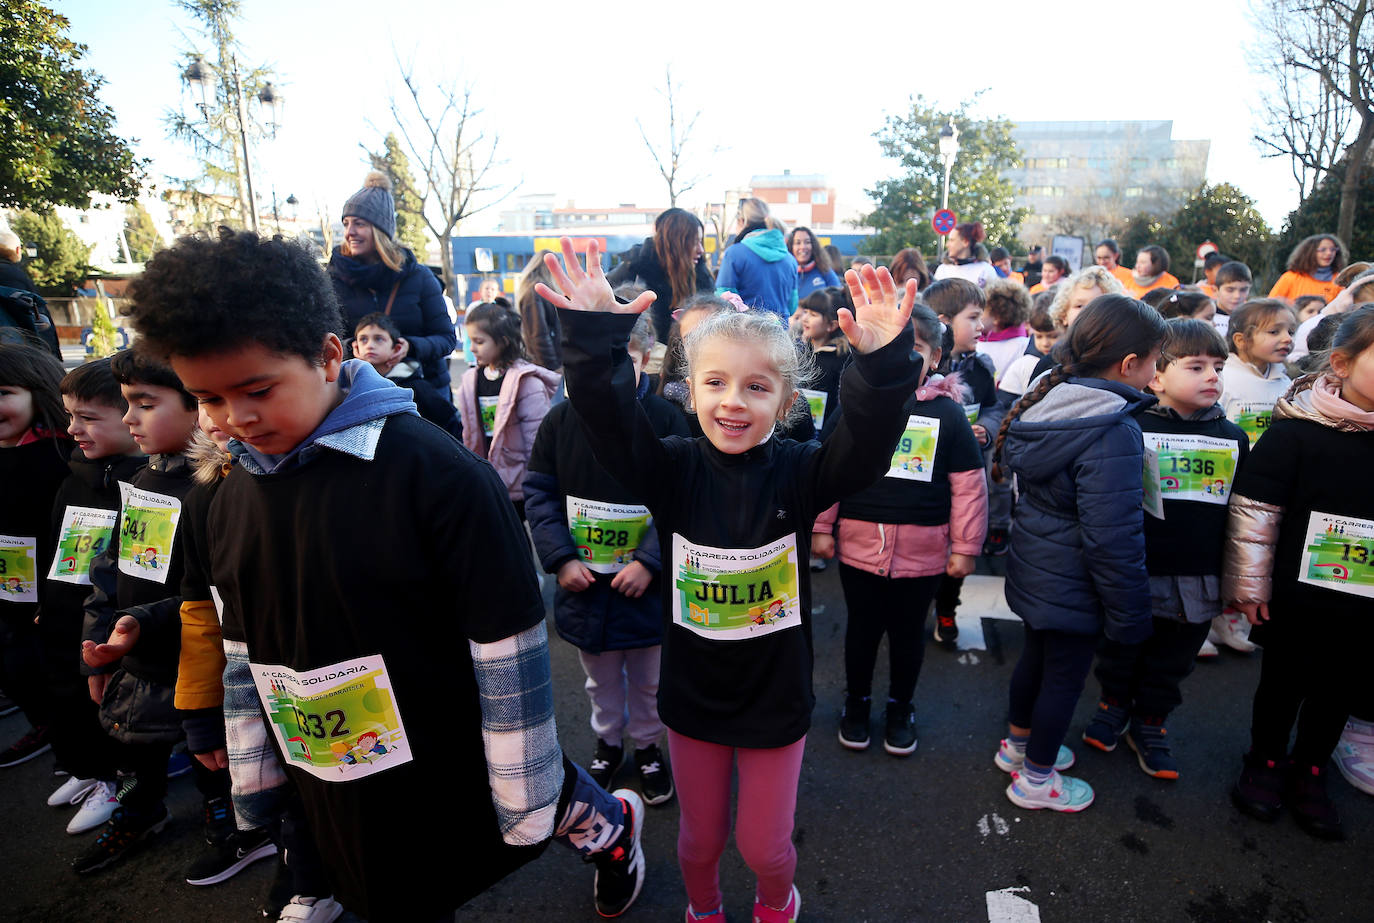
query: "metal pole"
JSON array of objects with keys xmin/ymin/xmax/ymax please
[
  {"xmin": 938, "ymin": 157, "xmax": 952, "ymax": 264},
  {"xmin": 233, "ymin": 56, "xmax": 260, "ymax": 234}
]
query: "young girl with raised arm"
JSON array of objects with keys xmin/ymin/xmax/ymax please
[{"xmin": 540, "ymin": 238, "xmax": 921, "ymax": 923}]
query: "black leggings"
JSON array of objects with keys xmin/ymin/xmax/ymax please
[
  {"xmin": 1250, "ymin": 634, "xmax": 1358, "ymax": 769},
  {"xmin": 838, "ymin": 563, "xmax": 941, "ymax": 705},
  {"xmin": 1007, "ymin": 625, "xmax": 1099, "ymax": 768}
]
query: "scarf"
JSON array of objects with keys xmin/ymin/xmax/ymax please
[
  {"xmin": 797, "ymin": 261, "xmax": 815, "ymax": 275},
  {"xmin": 1311, "ymin": 372, "xmax": 1374, "ymax": 427},
  {"xmin": 1132, "ymin": 271, "xmax": 1163, "ymax": 288},
  {"xmin": 1312, "ymin": 266, "xmax": 1335, "ymax": 282}
]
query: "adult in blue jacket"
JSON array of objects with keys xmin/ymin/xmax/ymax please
[
  {"xmin": 715, "ymin": 197, "xmax": 797, "ymax": 320},
  {"xmin": 992, "ymin": 295, "xmax": 1167, "ymax": 813},
  {"xmin": 329, "ymin": 171, "xmax": 457, "ymax": 397},
  {"xmin": 788, "ymin": 226, "xmax": 841, "ymax": 300}
]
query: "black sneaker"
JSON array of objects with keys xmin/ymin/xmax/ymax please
[
  {"xmin": 933, "ymin": 613, "xmax": 958, "ymax": 647},
  {"xmin": 633, "ymin": 744, "xmax": 674, "ymax": 806},
  {"xmin": 588, "ymin": 739, "xmax": 623, "ymax": 790},
  {"xmin": 202, "ymin": 794, "xmax": 235, "ymax": 847},
  {"xmin": 1231, "ymin": 752, "xmax": 1287, "ymax": 822},
  {"xmin": 0, "ymin": 692, "xmax": 18, "ymax": 717},
  {"xmin": 838, "ymin": 694, "xmax": 871, "ymax": 751},
  {"xmin": 884, "ymin": 702, "xmax": 918, "ymax": 756},
  {"xmin": 186, "ymin": 826, "xmax": 278, "ymax": 886},
  {"xmin": 0, "ymin": 725, "xmax": 51, "ymax": 767},
  {"xmin": 983, "ymin": 527, "xmax": 1010, "ymax": 557},
  {"xmin": 1288, "ymin": 764, "xmax": 1344, "ymax": 840},
  {"xmin": 592, "ymin": 789, "xmax": 645, "ymax": 918},
  {"xmin": 72, "ymin": 804, "xmax": 170, "ymax": 874}
]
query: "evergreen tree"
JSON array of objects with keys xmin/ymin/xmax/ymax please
[
  {"xmin": 858, "ymin": 94, "xmax": 1026, "ymax": 258},
  {"xmin": 8, "ymin": 209, "xmax": 92, "ymax": 294},
  {"xmin": 369, "ymin": 133, "xmax": 429, "ymax": 255}
]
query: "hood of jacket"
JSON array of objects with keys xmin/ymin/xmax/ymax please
[
  {"xmin": 1005, "ymin": 377, "xmax": 1155, "ymax": 483},
  {"xmin": 741, "ymin": 228, "xmax": 790, "ymax": 263},
  {"xmin": 1143, "ymin": 401, "xmax": 1224, "ymax": 422},
  {"xmin": 232, "ymin": 359, "xmax": 418, "ymax": 473},
  {"xmin": 1277, "ymin": 373, "xmax": 1374, "ymax": 432},
  {"xmin": 186, "ymin": 429, "xmax": 233, "ymax": 485},
  {"xmin": 916, "ymin": 371, "xmax": 964, "ymax": 404}
]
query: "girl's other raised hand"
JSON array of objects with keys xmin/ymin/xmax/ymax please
[
  {"xmin": 840, "ymin": 264, "xmax": 917, "ymax": 354},
  {"xmin": 537, "ymin": 237, "xmax": 657, "ymax": 314}
]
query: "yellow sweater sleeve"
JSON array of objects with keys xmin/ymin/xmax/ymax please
[{"xmin": 175, "ymin": 598, "xmax": 226, "ymax": 710}]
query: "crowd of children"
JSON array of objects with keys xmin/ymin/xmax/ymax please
[{"xmin": 2, "ymin": 210, "xmax": 1372, "ymax": 922}]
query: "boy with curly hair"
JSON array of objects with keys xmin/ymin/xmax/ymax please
[{"xmin": 120, "ymin": 229, "xmax": 646, "ymax": 920}]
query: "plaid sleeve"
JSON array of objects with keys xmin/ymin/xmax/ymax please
[{"xmin": 469, "ymin": 621, "xmax": 565, "ymax": 846}]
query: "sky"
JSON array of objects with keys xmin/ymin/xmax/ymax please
[{"xmin": 57, "ymin": 0, "xmax": 1301, "ymax": 236}]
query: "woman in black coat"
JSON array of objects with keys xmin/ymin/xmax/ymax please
[
  {"xmin": 605, "ymin": 207, "xmax": 715, "ymax": 343},
  {"xmin": 328, "ymin": 171, "xmax": 457, "ymax": 396}
]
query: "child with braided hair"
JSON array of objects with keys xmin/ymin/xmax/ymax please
[{"xmin": 990, "ymin": 295, "xmax": 1168, "ymax": 812}]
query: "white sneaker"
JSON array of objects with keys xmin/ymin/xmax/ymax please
[
  {"xmin": 1196, "ymin": 638, "xmax": 1220, "ymax": 659},
  {"xmin": 278, "ymin": 896, "xmax": 343, "ymax": 923},
  {"xmin": 1211, "ymin": 612, "xmax": 1256, "ymax": 653},
  {"xmin": 47, "ymin": 775, "xmax": 97, "ymax": 807},
  {"xmin": 1334, "ymin": 718, "xmax": 1374, "ymax": 797},
  {"xmin": 67, "ymin": 779, "xmax": 119, "ymax": 834},
  {"xmin": 1005, "ymin": 769, "xmax": 1095, "ymax": 812}
]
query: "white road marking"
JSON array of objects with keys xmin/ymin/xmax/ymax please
[
  {"xmin": 976, "ymin": 813, "xmax": 1011, "ymax": 838},
  {"xmin": 986, "ymin": 886, "xmax": 1042, "ymax": 923},
  {"xmin": 952, "ymin": 575, "xmax": 1019, "ymax": 652}
]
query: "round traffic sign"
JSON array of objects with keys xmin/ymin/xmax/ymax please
[
  {"xmin": 1196, "ymin": 240, "xmax": 1218, "ymax": 259},
  {"xmin": 932, "ymin": 209, "xmax": 957, "ymax": 235}
]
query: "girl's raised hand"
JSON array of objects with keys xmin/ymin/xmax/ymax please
[
  {"xmin": 839, "ymin": 264, "xmax": 917, "ymax": 354},
  {"xmin": 536, "ymin": 237, "xmax": 657, "ymax": 314}
]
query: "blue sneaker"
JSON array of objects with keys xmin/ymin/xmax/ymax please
[
  {"xmin": 166, "ymin": 751, "xmax": 192, "ymax": 779},
  {"xmin": 1082, "ymin": 701, "xmax": 1129, "ymax": 753},
  {"xmin": 1006, "ymin": 770, "xmax": 1095, "ymax": 812}
]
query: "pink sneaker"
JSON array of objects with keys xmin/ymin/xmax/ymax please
[
  {"xmin": 1334, "ymin": 718, "xmax": 1374, "ymax": 796},
  {"xmin": 753, "ymin": 884, "xmax": 801, "ymax": 922}
]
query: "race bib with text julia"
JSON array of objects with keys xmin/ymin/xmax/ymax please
[{"xmin": 672, "ymin": 534, "xmax": 801, "ymax": 641}]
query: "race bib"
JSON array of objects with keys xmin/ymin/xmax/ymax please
[
  {"xmin": 672, "ymin": 533, "xmax": 801, "ymax": 641},
  {"xmin": 1228, "ymin": 402, "xmax": 1273, "ymax": 445},
  {"xmin": 1141, "ymin": 446, "xmax": 1165, "ymax": 520},
  {"xmin": 479, "ymin": 395, "xmax": 499, "ymax": 437},
  {"xmin": 1298, "ymin": 512, "xmax": 1374, "ymax": 599},
  {"xmin": 567, "ymin": 496, "xmax": 651, "ymax": 574},
  {"xmin": 800, "ymin": 389, "xmax": 828, "ymax": 431},
  {"xmin": 1142, "ymin": 433, "xmax": 1240, "ymax": 506},
  {"xmin": 252, "ymin": 654, "xmax": 412, "ymax": 782},
  {"xmin": 0, "ymin": 534, "xmax": 38, "ymax": 603},
  {"xmin": 116, "ymin": 483, "xmax": 181, "ymax": 584},
  {"xmin": 48, "ymin": 506, "xmax": 118, "ymax": 585},
  {"xmin": 887, "ymin": 414, "xmax": 940, "ymax": 482},
  {"xmin": 964, "ymin": 404, "xmax": 981, "ymax": 425}
]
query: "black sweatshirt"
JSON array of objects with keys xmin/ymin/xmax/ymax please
[
  {"xmin": 1140, "ymin": 405, "xmax": 1248, "ymax": 577},
  {"xmin": 560, "ymin": 308, "xmax": 922, "ymax": 748}
]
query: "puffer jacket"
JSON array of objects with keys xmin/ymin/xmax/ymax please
[
  {"xmin": 1002, "ymin": 376, "xmax": 1156, "ymax": 642},
  {"xmin": 456, "ymin": 359, "xmax": 561, "ymax": 502},
  {"xmin": 1223, "ymin": 374, "xmax": 1374, "ymax": 628},
  {"xmin": 329, "ymin": 246, "xmax": 457, "ymax": 395},
  {"xmin": 605, "ymin": 238, "xmax": 716, "ymax": 343}
]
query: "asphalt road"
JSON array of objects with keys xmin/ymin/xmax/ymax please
[{"xmin": 7, "ymin": 560, "xmax": 1372, "ymax": 922}]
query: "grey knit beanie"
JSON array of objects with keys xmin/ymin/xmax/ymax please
[{"xmin": 342, "ymin": 170, "xmax": 396, "ymax": 240}]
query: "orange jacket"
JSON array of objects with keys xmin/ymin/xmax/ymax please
[
  {"xmin": 1122, "ymin": 272, "xmax": 1180, "ymax": 299},
  {"xmin": 1268, "ymin": 271, "xmax": 1342, "ymax": 305},
  {"xmin": 1110, "ymin": 265, "xmax": 1134, "ymax": 287}
]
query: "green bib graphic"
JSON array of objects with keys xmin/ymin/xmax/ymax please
[
  {"xmin": 0, "ymin": 535, "xmax": 38, "ymax": 603},
  {"xmin": 49, "ymin": 506, "xmax": 118, "ymax": 585},
  {"xmin": 887, "ymin": 414, "xmax": 940, "ymax": 482},
  {"xmin": 1143, "ymin": 433, "xmax": 1240, "ymax": 506},
  {"xmin": 479, "ymin": 395, "xmax": 499, "ymax": 437},
  {"xmin": 800, "ymin": 388, "xmax": 828, "ymax": 431},
  {"xmin": 672, "ymin": 534, "xmax": 801, "ymax": 640},
  {"xmin": 253, "ymin": 654, "xmax": 412, "ymax": 781},
  {"xmin": 566, "ymin": 496, "xmax": 652, "ymax": 573},
  {"xmin": 1229, "ymin": 402, "xmax": 1273, "ymax": 446},
  {"xmin": 1299, "ymin": 513, "xmax": 1374, "ymax": 599},
  {"xmin": 116, "ymin": 483, "xmax": 181, "ymax": 584}
]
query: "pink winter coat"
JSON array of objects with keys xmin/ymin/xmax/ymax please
[
  {"xmin": 813, "ymin": 374, "xmax": 988, "ymax": 578},
  {"xmin": 457, "ymin": 359, "xmax": 561, "ymax": 501}
]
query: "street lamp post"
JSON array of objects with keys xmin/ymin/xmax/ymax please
[
  {"xmin": 937, "ymin": 120, "xmax": 960, "ymax": 263},
  {"xmin": 181, "ymin": 55, "xmax": 284, "ymax": 234}
]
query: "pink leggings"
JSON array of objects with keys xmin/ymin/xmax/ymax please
[{"xmin": 667, "ymin": 729, "xmax": 807, "ymax": 912}]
